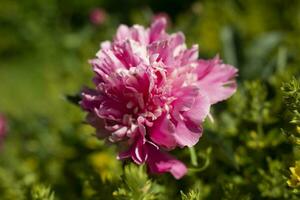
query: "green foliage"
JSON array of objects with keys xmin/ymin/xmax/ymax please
[
  {"xmin": 0, "ymin": 0, "xmax": 300, "ymax": 199},
  {"xmin": 180, "ymin": 181, "xmax": 210, "ymax": 200},
  {"xmin": 31, "ymin": 184, "xmax": 56, "ymax": 200},
  {"xmin": 222, "ymin": 183, "xmax": 251, "ymax": 200},
  {"xmin": 181, "ymin": 189, "xmax": 201, "ymax": 200},
  {"xmin": 257, "ymin": 158, "xmax": 294, "ymax": 199},
  {"xmin": 282, "ymin": 77, "xmax": 300, "ymax": 125},
  {"xmin": 287, "ymin": 161, "xmax": 300, "ymax": 191},
  {"xmin": 281, "ymin": 78, "xmax": 300, "ymax": 145},
  {"xmin": 113, "ymin": 164, "xmax": 165, "ymax": 200},
  {"xmin": 0, "ymin": 167, "xmax": 25, "ymax": 200}
]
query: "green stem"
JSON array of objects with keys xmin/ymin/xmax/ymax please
[{"xmin": 189, "ymin": 147, "xmax": 198, "ymax": 167}]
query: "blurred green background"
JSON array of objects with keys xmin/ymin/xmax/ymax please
[{"xmin": 0, "ymin": 0, "xmax": 300, "ymax": 199}]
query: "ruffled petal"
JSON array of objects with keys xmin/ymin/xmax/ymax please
[
  {"xmin": 146, "ymin": 143, "xmax": 187, "ymax": 179},
  {"xmin": 149, "ymin": 17, "xmax": 167, "ymax": 43},
  {"xmin": 148, "ymin": 32, "xmax": 185, "ymax": 66},
  {"xmin": 118, "ymin": 133, "xmax": 148, "ymax": 164},
  {"xmin": 196, "ymin": 56, "xmax": 238, "ymax": 104},
  {"xmin": 173, "ymin": 119, "xmax": 203, "ymax": 147},
  {"xmin": 80, "ymin": 88, "xmax": 102, "ymax": 112},
  {"xmin": 183, "ymin": 92, "xmax": 210, "ymax": 125},
  {"xmin": 130, "ymin": 25, "xmax": 149, "ymax": 44},
  {"xmin": 149, "ymin": 113, "xmax": 177, "ymax": 149},
  {"xmin": 115, "ymin": 25, "xmax": 130, "ymax": 42}
]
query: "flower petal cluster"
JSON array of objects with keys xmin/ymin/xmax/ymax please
[{"xmin": 81, "ymin": 17, "xmax": 237, "ymax": 179}]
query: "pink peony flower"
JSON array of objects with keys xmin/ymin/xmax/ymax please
[
  {"xmin": 89, "ymin": 8, "xmax": 107, "ymax": 25},
  {"xmin": 81, "ymin": 17, "xmax": 238, "ymax": 179}
]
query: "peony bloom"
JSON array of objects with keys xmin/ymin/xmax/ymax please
[
  {"xmin": 89, "ymin": 8, "xmax": 107, "ymax": 26},
  {"xmin": 0, "ymin": 114, "xmax": 7, "ymax": 145},
  {"xmin": 81, "ymin": 17, "xmax": 237, "ymax": 179}
]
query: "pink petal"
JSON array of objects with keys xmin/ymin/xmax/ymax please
[
  {"xmin": 173, "ymin": 119, "xmax": 203, "ymax": 147},
  {"xmin": 183, "ymin": 92, "xmax": 210, "ymax": 124},
  {"xmin": 118, "ymin": 133, "xmax": 148, "ymax": 164},
  {"xmin": 149, "ymin": 17, "xmax": 167, "ymax": 43},
  {"xmin": 196, "ymin": 56, "xmax": 238, "ymax": 104},
  {"xmin": 115, "ymin": 25, "xmax": 130, "ymax": 42},
  {"xmin": 178, "ymin": 45, "xmax": 199, "ymax": 65},
  {"xmin": 149, "ymin": 113, "xmax": 177, "ymax": 149},
  {"xmin": 100, "ymin": 41, "xmax": 111, "ymax": 49},
  {"xmin": 113, "ymin": 40, "xmax": 145, "ymax": 68},
  {"xmin": 80, "ymin": 88, "xmax": 102, "ymax": 112},
  {"xmin": 131, "ymin": 25, "xmax": 149, "ymax": 44},
  {"xmin": 172, "ymin": 86, "xmax": 198, "ymax": 109},
  {"xmin": 146, "ymin": 143, "xmax": 187, "ymax": 179},
  {"xmin": 93, "ymin": 49, "xmax": 125, "ymax": 77},
  {"xmin": 85, "ymin": 113, "xmax": 110, "ymax": 139},
  {"xmin": 148, "ymin": 33, "xmax": 185, "ymax": 66}
]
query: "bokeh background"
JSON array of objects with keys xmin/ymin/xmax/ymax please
[{"xmin": 0, "ymin": 0, "xmax": 300, "ymax": 199}]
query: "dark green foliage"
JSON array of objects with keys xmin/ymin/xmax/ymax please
[
  {"xmin": 281, "ymin": 78, "xmax": 300, "ymax": 146},
  {"xmin": 282, "ymin": 78, "xmax": 300, "ymax": 124}
]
